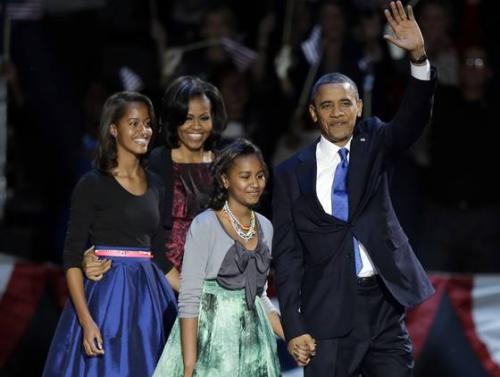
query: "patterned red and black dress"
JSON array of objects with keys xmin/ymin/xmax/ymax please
[{"xmin": 164, "ymin": 162, "xmax": 212, "ymax": 270}]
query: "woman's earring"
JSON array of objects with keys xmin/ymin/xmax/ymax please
[{"xmin": 110, "ymin": 125, "xmax": 117, "ymax": 138}]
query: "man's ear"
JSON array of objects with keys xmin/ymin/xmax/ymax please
[
  {"xmin": 356, "ymin": 99, "xmax": 363, "ymax": 118},
  {"xmin": 308, "ymin": 104, "xmax": 318, "ymax": 123}
]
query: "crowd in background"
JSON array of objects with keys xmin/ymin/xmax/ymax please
[{"xmin": 3, "ymin": 0, "xmax": 500, "ymax": 272}]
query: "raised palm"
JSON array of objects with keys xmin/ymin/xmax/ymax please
[{"xmin": 384, "ymin": 1, "xmax": 424, "ymax": 53}]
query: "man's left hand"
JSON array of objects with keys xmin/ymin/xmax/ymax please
[{"xmin": 383, "ymin": 1, "xmax": 426, "ymax": 59}]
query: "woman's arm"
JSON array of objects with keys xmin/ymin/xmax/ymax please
[
  {"xmin": 267, "ymin": 311, "xmax": 285, "ymax": 341},
  {"xmin": 66, "ymin": 267, "xmax": 104, "ymax": 356},
  {"xmin": 63, "ymin": 173, "xmax": 104, "ymax": 356},
  {"xmin": 166, "ymin": 266, "xmax": 181, "ymax": 292},
  {"xmin": 150, "ymin": 173, "xmax": 176, "ymax": 281},
  {"xmin": 260, "ymin": 281, "xmax": 285, "ymax": 340},
  {"xmin": 180, "ymin": 317, "xmax": 198, "ymax": 377},
  {"xmin": 81, "ymin": 246, "xmax": 112, "ymax": 282},
  {"xmin": 177, "ymin": 214, "xmax": 212, "ymax": 374}
]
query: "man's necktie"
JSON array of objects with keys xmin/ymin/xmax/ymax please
[{"xmin": 331, "ymin": 148, "xmax": 362, "ymax": 275}]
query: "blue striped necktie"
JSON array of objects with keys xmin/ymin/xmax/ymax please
[{"xmin": 331, "ymin": 148, "xmax": 362, "ymax": 275}]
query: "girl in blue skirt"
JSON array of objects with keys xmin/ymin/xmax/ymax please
[
  {"xmin": 43, "ymin": 92, "xmax": 178, "ymax": 377},
  {"xmin": 153, "ymin": 139, "xmax": 284, "ymax": 377}
]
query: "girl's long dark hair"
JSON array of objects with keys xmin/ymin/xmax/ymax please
[
  {"xmin": 96, "ymin": 91, "xmax": 156, "ymax": 174},
  {"xmin": 209, "ymin": 138, "xmax": 268, "ymax": 210}
]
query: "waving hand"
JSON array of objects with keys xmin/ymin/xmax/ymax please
[{"xmin": 383, "ymin": 1, "xmax": 426, "ymax": 60}]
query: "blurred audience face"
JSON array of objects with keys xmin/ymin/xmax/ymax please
[
  {"xmin": 359, "ymin": 12, "xmax": 382, "ymax": 44},
  {"xmin": 291, "ymin": 1, "xmax": 313, "ymax": 45},
  {"xmin": 309, "ymin": 82, "xmax": 362, "ymax": 146},
  {"xmin": 83, "ymin": 82, "xmax": 109, "ymax": 139},
  {"xmin": 201, "ymin": 7, "xmax": 236, "ymax": 63},
  {"xmin": 201, "ymin": 7, "xmax": 235, "ymax": 39},
  {"xmin": 418, "ymin": 2, "xmax": 451, "ymax": 48},
  {"xmin": 177, "ymin": 95, "xmax": 213, "ymax": 152},
  {"xmin": 220, "ymin": 71, "xmax": 249, "ymax": 121},
  {"xmin": 459, "ymin": 46, "xmax": 492, "ymax": 92},
  {"xmin": 320, "ymin": 2, "xmax": 346, "ymax": 42}
]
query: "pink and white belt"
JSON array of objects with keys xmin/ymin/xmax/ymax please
[{"xmin": 94, "ymin": 247, "xmax": 153, "ymax": 258}]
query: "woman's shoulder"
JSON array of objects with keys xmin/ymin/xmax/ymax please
[
  {"xmin": 146, "ymin": 169, "xmax": 163, "ymax": 187},
  {"xmin": 75, "ymin": 169, "xmax": 106, "ymax": 188},
  {"xmin": 192, "ymin": 208, "xmax": 217, "ymax": 226},
  {"xmin": 70, "ymin": 169, "xmax": 107, "ymax": 199},
  {"xmin": 149, "ymin": 145, "xmax": 171, "ymax": 163},
  {"xmin": 255, "ymin": 212, "xmax": 272, "ymax": 230},
  {"xmin": 186, "ymin": 210, "xmax": 219, "ymax": 242},
  {"xmin": 255, "ymin": 212, "xmax": 273, "ymax": 241},
  {"xmin": 148, "ymin": 146, "xmax": 173, "ymax": 179}
]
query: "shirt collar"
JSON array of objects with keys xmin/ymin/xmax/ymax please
[{"xmin": 317, "ymin": 134, "xmax": 352, "ymax": 161}]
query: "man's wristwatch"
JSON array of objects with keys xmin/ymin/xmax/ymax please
[{"xmin": 409, "ymin": 53, "xmax": 428, "ymax": 64}]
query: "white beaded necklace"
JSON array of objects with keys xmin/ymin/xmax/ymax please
[{"xmin": 223, "ymin": 201, "xmax": 256, "ymax": 242}]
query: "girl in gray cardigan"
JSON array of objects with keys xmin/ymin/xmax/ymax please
[{"xmin": 153, "ymin": 139, "xmax": 283, "ymax": 377}]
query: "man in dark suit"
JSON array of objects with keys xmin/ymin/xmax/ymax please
[{"xmin": 272, "ymin": 2, "xmax": 436, "ymax": 376}]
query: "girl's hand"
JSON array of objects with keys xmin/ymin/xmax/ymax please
[{"xmin": 81, "ymin": 319, "xmax": 104, "ymax": 357}]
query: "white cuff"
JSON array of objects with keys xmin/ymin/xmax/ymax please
[{"xmin": 410, "ymin": 60, "xmax": 431, "ymax": 81}]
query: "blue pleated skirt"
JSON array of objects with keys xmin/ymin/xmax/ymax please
[{"xmin": 43, "ymin": 256, "xmax": 177, "ymax": 377}]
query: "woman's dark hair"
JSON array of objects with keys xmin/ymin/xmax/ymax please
[
  {"xmin": 96, "ymin": 91, "xmax": 156, "ymax": 174},
  {"xmin": 160, "ymin": 76, "xmax": 227, "ymax": 151},
  {"xmin": 209, "ymin": 138, "xmax": 269, "ymax": 210}
]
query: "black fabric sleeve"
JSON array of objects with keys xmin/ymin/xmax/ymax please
[
  {"xmin": 271, "ymin": 168, "xmax": 307, "ymax": 341},
  {"xmin": 62, "ymin": 173, "xmax": 97, "ymax": 271},
  {"xmin": 382, "ymin": 66, "xmax": 438, "ymax": 153},
  {"xmin": 151, "ymin": 178, "xmax": 173, "ymax": 273},
  {"xmin": 148, "ymin": 146, "xmax": 174, "ymax": 229}
]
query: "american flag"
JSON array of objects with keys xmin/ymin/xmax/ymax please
[
  {"xmin": 119, "ymin": 66, "xmax": 144, "ymax": 92},
  {"xmin": 300, "ymin": 25, "xmax": 322, "ymax": 65},
  {"xmin": 220, "ymin": 37, "xmax": 258, "ymax": 72}
]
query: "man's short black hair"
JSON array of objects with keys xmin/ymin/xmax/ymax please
[{"xmin": 310, "ymin": 73, "xmax": 360, "ymax": 104}]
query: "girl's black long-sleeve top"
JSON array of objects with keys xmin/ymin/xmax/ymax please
[{"xmin": 63, "ymin": 169, "xmax": 173, "ymax": 273}]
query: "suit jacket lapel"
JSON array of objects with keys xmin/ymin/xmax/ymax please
[
  {"xmin": 348, "ymin": 130, "xmax": 369, "ymax": 220},
  {"xmin": 294, "ymin": 135, "xmax": 370, "ymax": 222},
  {"xmin": 295, "ymin": 141, "xmax": 339, "ymax": 223},
  {"xmin": 296, "ymin": 142, "xmax": 317, "ymax": 196}
]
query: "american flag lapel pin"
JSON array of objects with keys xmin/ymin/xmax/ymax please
[{"xmin": 360, "ymin": 137, "xmax": 366, "ymax": 142}]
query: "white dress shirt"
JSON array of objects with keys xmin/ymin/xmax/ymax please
[
  {"xmin": 315, "ymin": 61, "xmax": 431, "ymax": 277},
  {"xmin": 316, "ymin": 136, "xmax": 377, "ymax": 277}
]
